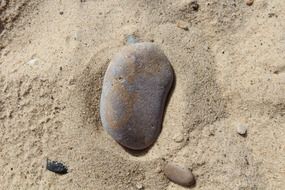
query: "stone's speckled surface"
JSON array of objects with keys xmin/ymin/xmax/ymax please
[
  {"xmin": 100, "ymin": 42, "xmax": 173, "ymax": 150},
  {"xmin": 164, "ymin": 162, "xmax": 195, "ymax": 187}
]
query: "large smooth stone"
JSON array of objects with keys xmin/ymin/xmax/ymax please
[{"xmin": 100, "ymin": 42, "xmax": 173, "ymax": 150}]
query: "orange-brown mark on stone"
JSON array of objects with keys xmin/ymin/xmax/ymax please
[{"xmin": 104, "ymin": 78, "xmax": 138, "ymax": 130}]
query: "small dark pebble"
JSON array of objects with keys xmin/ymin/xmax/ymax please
[
  {"xmin": 46, "ymin": 159, "xmax": 68, "ymax": 174},
  {"xmin": 59, "ymin": 11, "xmax": 64, "ymax": 15},
  {"xmin": 190, "ymin": 1, "xmax": 199, "ymax": 11}
]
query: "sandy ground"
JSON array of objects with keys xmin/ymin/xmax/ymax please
[{"xmin": 0, "ymin": 0, "xmax": 284, "ymax": 189}]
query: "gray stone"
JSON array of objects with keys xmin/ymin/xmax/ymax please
[
  {"xmin": 100, "ymin": 42, "xmax": 173, "ymax": 150},
  {"xmin": 164, "ymin": 162, "xmax": 195, "ymax": 187}
]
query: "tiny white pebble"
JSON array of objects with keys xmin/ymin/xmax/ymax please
[
  {"xmin": 136, "ymin": 184, "xmax": 144, "ymax": 189},
  {"xmin": 236, "ymin": 123, "xmax": 247, "ymax": 135},
  {"xmin": 155, "ymin": 166, "xmax": 162, "ymax": 173}
]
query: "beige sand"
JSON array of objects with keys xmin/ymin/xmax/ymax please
[{"xmin": 0, "ymin": 0, "xmax": 284, "ymax": 189}]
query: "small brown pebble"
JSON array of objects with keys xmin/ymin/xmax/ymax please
[
  {"xmin": 164, "ymin": 162, "xmax": 195, "ymax": 187},
  {"xmin": 176, "ymin": 20, "xmax": 189, "ymax": 31},
  {"xmin": 245, "ymin": 0, "xmax": 254, "ymax": 6}
]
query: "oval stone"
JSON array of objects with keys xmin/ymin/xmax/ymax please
[
  {"xmin": 100, "ymin": 42, "xmax": 173, "ymax": 150},
  {"xmin": 164, "ymin": 162, "xmax": 195, "ymax": 187}
]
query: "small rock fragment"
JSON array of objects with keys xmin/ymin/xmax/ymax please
[
  {"xmin": 176, "ymin": 20, "xmax": 189, "ymax": 30},
  {"xmin": 136, "ymin": 183, "xmax": 144, "ymax": 190},
  {"xmin": 164, "ymin": 162, "xmax": 195, "ymax": 187},
  {"xmin": 245, "ymin": 0, "xmax": 254, "ymax": 6},
  {"xmin": 190, "ymin": 1, "xmax": 199, "ymax": 11},
  {"xmin": 173, "ymin": 133, "xmax": 184, "ymax": 143},
  {"xmin": 46, "ymin": 159, "xmax": 68, "ymax": 174},
  {"xmin": 236, "ymin": 123, "xmax": 247, "ymax": 136}
]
